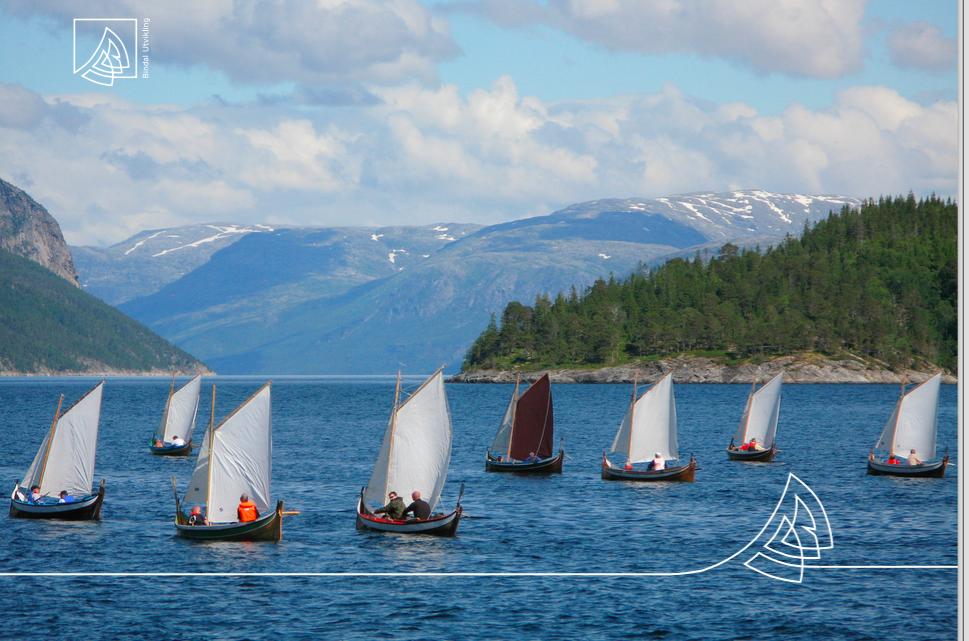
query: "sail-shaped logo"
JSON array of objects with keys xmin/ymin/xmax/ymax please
[
  {"xmin": 73, "ymin": 19, "xmax": 139, "ymax": 86},
  {"xmin": 741, "ymin": 474, "xmax": 834, "ymax": 583}
]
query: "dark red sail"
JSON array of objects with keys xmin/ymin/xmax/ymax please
[{"xmin": 510, "ymin": 374, "xmax": 554, "ymax": 459}]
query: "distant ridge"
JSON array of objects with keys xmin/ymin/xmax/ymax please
[
  {"xmin": 0, "ymin": 248, "xmax": 207, "ymax": 375},
  {"xmin": 78, "ymin": 190, "xmax": 858, "ymax": 374}
]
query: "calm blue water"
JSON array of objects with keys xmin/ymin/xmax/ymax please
[{"xmin": 0, "ymin": 378, "xmax": 958, "ymax": 640}]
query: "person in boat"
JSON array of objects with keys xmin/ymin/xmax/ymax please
[
  {"xmin": 373, "ymin": 491, "xmax": 406, "ymax": 520},
  {"xmin": 58, "ymin": 490, "xmax": 74, "ymax": 504},
  {"xmin": 907, "ymin": 449, "xmax": 922, "ymax": 466},
  {"xmin": 524, "ymin": 451, "xmax": 540, "ymax": 463},
  {"xmin": 188, "ymin": 505, "xmax": 207, "ymax": 526},
  {"xmin": 741, "ymin": 438, "xmax": 763, "ymax": 451},
  {"xmin": 152, "ymin": 438, "xmax": 164, "ymax": 447},
  {"xmin": 401, "ymin": 490, "xmax": 431, "ymax": 520},
  {"xmin": 28, "ymin": 485, "xmax": 42, "ymax": 503},
  {"xmin": 237, "ymin": 494, "xmax": 260, "ymax": 523},
  {"xmin": 647, "ymin": 452, "xmax": 665, "ymax": 471},
  {"xmin": 170, "ymin": 434, "xmax": 186, "ymax": 447}
]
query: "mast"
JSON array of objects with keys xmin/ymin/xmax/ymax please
[
  {"xmin": 383, "ymin": 371, "xmax": 402, "ymax": 500},
  {"xmin": 626, "ymin": 377, "xmax": 637, "ymax": 466},
  {"xmin": 739, "ymin": 377, "xmax": 757, "ymax": 444},
  {"xmin": 205, "ymin": 384, "xmax": 216, "ymax": 513},
  {"xmin": 36, "ymin": 394, "xmax": 64, "ymax": 491},
  {"xmin": 506, "ymin": 371, "xmax": 520, "ymax": 460}
]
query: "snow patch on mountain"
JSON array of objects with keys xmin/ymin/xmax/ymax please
[
  {"xmin": 152, "ymin": 224, "xmax": 270, "ymax": 257},
  {"xmin": 124, "ymin": 230, "xmax": 164, "ymax": 255}
]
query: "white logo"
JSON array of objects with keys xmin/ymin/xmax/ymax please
[{"xmin": 73, "ymin": 19, "xmax": 138, "ymax": 86}]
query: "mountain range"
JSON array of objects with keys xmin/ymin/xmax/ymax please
[{"xmin": 73, "ymin": 191, "xmax": 859, "ymax": 374}]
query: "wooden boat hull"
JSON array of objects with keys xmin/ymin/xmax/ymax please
[
  {"xmin": 726, "ymin": 445, "xmax": 776, "ymax": 462},
  {"xmin": 9, "ymin": 480, "xmax": 105, "ymax": 520},
  {"xmin": 867, "ymin": 454, "xmax": 948, "ymax": 478},
  {"xmin": 601, "ymin": 455, "xmax": 696, "ymax": 482},
  {"xmin": 356, "ymin": 497, "xmax": 461, "ymax": 536},
  {"xmin": 175, "ymin": 500, "xmax": 284, "ymax": 541},
  {"xmin": 485, "ymin": 449, "xmax": 564, "ymax": 474},
  {"xmin": 150, "ymin": 441, "xmax": 192, "ymax": 456}
]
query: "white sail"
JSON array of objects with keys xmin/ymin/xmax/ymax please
[
  {"xmin": 23, "ymin": 382, "xmax": 103, "ymax": 496},
  {"xmin": 877, "ymin": 374, "xmax": 942, "ymax": 460},
  {"xmin": 611, "ymin": 374, "xmax": 678, "ymax": 463},
  {"xmin": 189, "ymin": 383, "xmax": 272, "ymax": 524},
  {"xmin": 182, "ymin": 418, "xmax": 211, "ymax": 509},
  {"xmin": 489, "ymin": 385, "xmax": 517, "ymax": 454},
  {"xmin": 159, "ymin": 375, "xmax": 201, "ymax": 443},
  {"xmin": 735, "ymin": 374, "xmax": 783, "ymax": 448},
  {"xmin": 364, "ymin": 370, "xmax": 452, "ymax": 512}
]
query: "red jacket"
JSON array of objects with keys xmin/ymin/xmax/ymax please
[{"xmin": 238, "ymin": 500, "xmax": 259, "ymax": 522}]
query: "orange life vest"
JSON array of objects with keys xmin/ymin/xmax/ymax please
[{"xmin": 238, "ymin": 500, "xmax": 259, "ymax": 522}]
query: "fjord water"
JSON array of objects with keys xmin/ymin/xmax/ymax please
[{"xmin": 1, "ymin": 378, "xmax": 957, "ymax": 640}]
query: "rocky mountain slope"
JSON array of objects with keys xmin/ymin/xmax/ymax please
[
  {"xmin": 90, "ymin": 190, "xmax": 857, "ymax": 374},
  {"xmin": 0, "ymin": 177, "xmax": 78, "ymax": 285}
]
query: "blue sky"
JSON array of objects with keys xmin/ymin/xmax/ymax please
[{"xmin": 0, "ymin": 1, "xmax": 958, "ymax": 245}]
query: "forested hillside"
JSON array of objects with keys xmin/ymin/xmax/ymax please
[
  {"xmin": 463, "ymin": 195, "xmax": 957, "ymax": 373},
  {"xmin": 0, "ymin": 248, "xmax": 205, "ymax": 374}
]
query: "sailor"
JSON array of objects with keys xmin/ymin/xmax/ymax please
[
  {"xmin": 648, "ymin": 452, "xmax": 665, "ymax": 471},
  {"xmin": 373, "ymin": 491, "xmax": 406, "ymax": 520},
  {"xmin": 906, "ymin": 449, "xmax": 922, "ymax": 466},
  {"xmin": 524, "ymin": 451, "xmax": 540, "ymax": 463},
  {"xmin": 28, "ymin": 485, "xmax": 42, "ymax": 503},
  {"xmin": 401, "ymin": 490, "xmax": 431, "ymax": 520},
  {"xmin": 188, "ymin": 505, "xmax": 207, "ymax": 526},
  {"xmin": 57, "ymin": 490, "xmax": 74, "ymax": 504},
  {"xmin": 237, "ymin": 494, "xmax": 260, "ymax": 522},
  {"xmin": 152, "ymin": 438, "xmax": 164, "ymax": 447},
  {"xmin": 170, "ymin": 434, "xmax": 186, "ymax": 447},
  {"xmin": 747, "ymin": 438, "xmax": 764, "ymax": 451}
]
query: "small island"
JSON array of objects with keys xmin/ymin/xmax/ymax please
[{"xmin": 457, "ymin": 196, "xmax": 956, "ymax": 384}]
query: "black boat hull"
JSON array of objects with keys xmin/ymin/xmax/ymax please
[
  {"xmin": 9, "ymin": 480, "xmax": 105, "ymax": 520},
  {"xmin": 601, "ymin": 455, "xmax": 696, "ymax": 482},
  {"xmin": 867, "ymin": 454, "xmax": 948, "ymax": 478},
  {"xmin": 175, "ymin": 500, "xmax": 285, "ymax": 541},
  {"xmin": 356, "ymin": 497, "xmax": 461, "ymax": 536},
  {"xmin": 485, "ymin": 449, "xmax": 564, "ymax": 474},
  {"xmin": 726, "ymin": 445, "xmax": 776, "ymax": 462}
]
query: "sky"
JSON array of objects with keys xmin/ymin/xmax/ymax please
[{"xmin": 0, "ymin": 0, "xmax": 958, "ymax": 246}]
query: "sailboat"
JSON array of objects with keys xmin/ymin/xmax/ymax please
[
  {"xmin": 867, "ymin": 373, "xmax": 948, "ymax": 478},
  {"xmin": 357, "ymin": 369, "xmax": 463, "ymax": 536},
  {"xmin": 174, "ymin": 382, "xmax": 291, "ymax": 541},
  {"xmin": 10, "ymin": 382, "xmax": 106, "ymax": 520},
  {"xmin": 485, "ymin": 372, "xmax": 564, "ymax": 473},
  {"xmin": 150, "ymin": 374, "xmax": 201, "ymax": 456},
  {"xmin": 726, "ymin": 373, "xmax": 783, "ymax": 461},
  {"xmin": 601, "ymin": 373, "xmax": 696, "ymax": 482}
]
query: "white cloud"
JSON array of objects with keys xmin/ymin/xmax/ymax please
[
  {"xmin": 0, "ymin": 79, "xmax": 956, "ymax": 246},
  {"xmin": 8, "ymin": 0, "xmax": 458, "ymax": 86},
  {"xmin": 458, "ymin": 0, "xmax": 866, "ymax": 78},
  {"xmin": 887, "ymin": 21, "xmax": 957, "ymax": 71}
]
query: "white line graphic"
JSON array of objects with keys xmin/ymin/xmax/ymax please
[{"xmin": 1, "ymin": 474, "xmax": 955, "ymax": 582}]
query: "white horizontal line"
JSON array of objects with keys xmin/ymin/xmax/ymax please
[{"xmin": 0, "ymin": 565, "xmax": 956, "ymax": 578}]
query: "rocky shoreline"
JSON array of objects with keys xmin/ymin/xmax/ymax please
[
  {"xmin": 0, "ymin": 366, "xmax": 212, "ymax": 377},
  {"xmin": 450, "ymin": 354, "xmax": 956, "ymax": 384}
]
